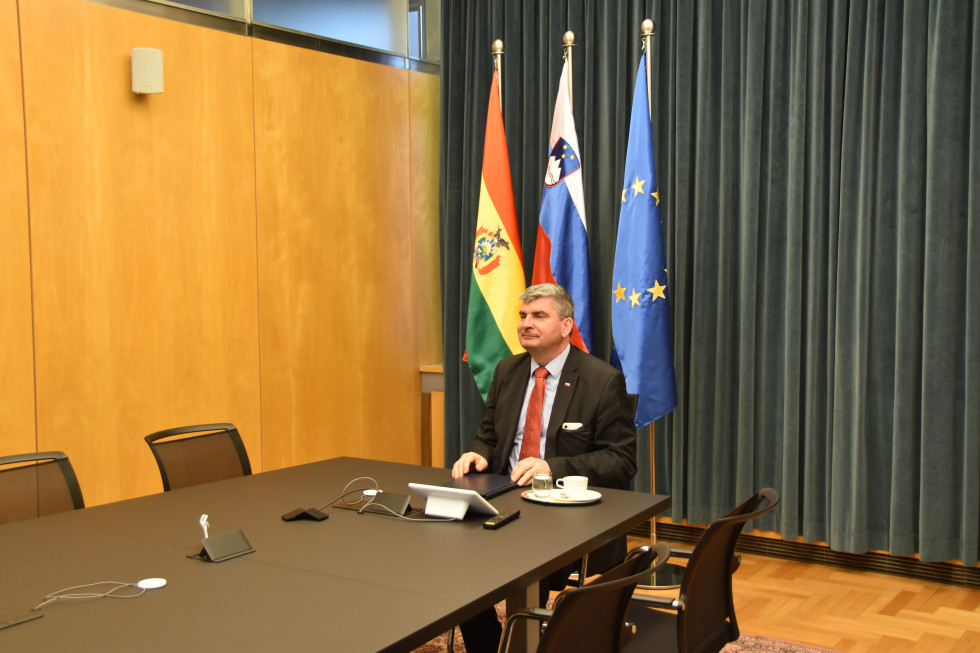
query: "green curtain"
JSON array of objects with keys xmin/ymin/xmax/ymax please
[{"xmin": 440, "ymin": 0, "xmax": 979, "ymax": 566}]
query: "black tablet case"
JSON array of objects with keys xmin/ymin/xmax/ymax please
[{"xmin": 442, "ymin": 473, "xmax": 518, "ymax": 499}]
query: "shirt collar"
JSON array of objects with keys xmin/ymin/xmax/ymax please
[{"xmin": 533, "ymin": 343, "xmax": 571, "ymax": 379}]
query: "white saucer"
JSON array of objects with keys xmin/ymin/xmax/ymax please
[{"xmin": 520, "ymin": 489, "xmax": 602, "ymax": 505}]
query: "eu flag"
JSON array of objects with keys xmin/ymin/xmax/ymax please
[{"xmin": 611, "ymin": 52, "xmax": 677, "ymax": 428}]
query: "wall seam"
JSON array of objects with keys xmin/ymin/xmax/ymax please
[{"xmin": 15, "ymin": 0, "xmax": 41, "ymax": 455}]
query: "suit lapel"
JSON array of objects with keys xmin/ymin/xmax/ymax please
[{"xmin": 545, "ymin": 348, "xmax": 579, "ymax": 459}]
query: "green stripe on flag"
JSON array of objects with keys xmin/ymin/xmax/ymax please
[{"xmin": 466, "ymin": 274, "xmax": 512, "ymax": 400}]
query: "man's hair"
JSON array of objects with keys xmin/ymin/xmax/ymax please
[{"xmin": 519, "ymin": 283, "xmax": 575, "ymax": 321}]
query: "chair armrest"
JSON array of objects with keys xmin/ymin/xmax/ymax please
[
  {"xmin": 498, "ymin": 608, "xmax": 555, "ymax": 653},
  {"xmin": 665, "ymin": 546, "xmax": 693, "ymax": 560},
  {"xmin": 630, "ymin": 545, "xmax": 740, "ymax": 572},
  {"xmin": 628, "ymin": 544, "xmax": 693, "ymax": 560},
  {"xmin": 630, "ymin": 592, "xmax": 682, "ymax": 611},
  {"xmin": 525, "ymin": 607, "xmax": 553, "ymax": 620}
]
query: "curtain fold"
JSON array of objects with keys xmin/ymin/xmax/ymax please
[{"xmin": 440, "ymin": 0, "xmax": 979, "ymax": 565}]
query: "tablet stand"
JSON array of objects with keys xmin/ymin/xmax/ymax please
[
  {"xmin": 188, "ymin": 529, "xmax": 254, "ymax": 562},
  {"xmin": 407, "ymin": 482, "xmax": 499, "ymax": 519},
  {"xmin": 421, "ymin": 495, "xmax": 470, "ymax": 520}
]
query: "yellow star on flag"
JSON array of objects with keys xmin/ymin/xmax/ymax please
[
  {"xmin": 631, "ymin": 176, "xmax": 645, "ymax": 196},
  {"xmin": 621, "ymin": 189, "xmax": 627, "ymax": 202},
  {"xmin": 648, "ymin": 279, "xmax": 667, "ymax": 302},
  {"xmin": 613, "ymin": 283, "xmax": 627, "ymax": 303},
  {"xmin": 652, "ymin": 189, "xmax": 660, "ymax": 205},
  {"xmin": 629, "ymin": 288, "xmax": 642, "ymax": 307}
]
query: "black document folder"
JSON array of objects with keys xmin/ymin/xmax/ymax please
[{"xmin": 442, "ymin": 473, "xmax": 517, "ymax": 499}]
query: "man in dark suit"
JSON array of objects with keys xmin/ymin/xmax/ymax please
[{"xmin": 453, "ymin": 283, "xmax": 637, "ymax": 653}]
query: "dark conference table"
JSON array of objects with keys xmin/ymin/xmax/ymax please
[{"xmin": 0, "ymin": 457, "xmax": 670, "ymax": 651}]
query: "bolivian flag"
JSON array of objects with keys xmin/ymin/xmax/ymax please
[{"xmin": 466, "ymin": 70, "xmax": 525, "ymax": 401}]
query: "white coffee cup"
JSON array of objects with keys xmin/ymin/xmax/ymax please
[{"xmin": 555, "ymin": 475, "xmax": 588, "ymax": 500}]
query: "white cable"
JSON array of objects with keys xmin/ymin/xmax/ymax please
[
  {"xmin": 357, "ymin": 499, "xmax": 456, "ymax": 522},
  {"xmin": 33, "ymin": 581, "xmax": 146, "ymax": 611},
  {"xmin": 316, "ymin": 476, "xmax": 380, "ymax": 511},
  {"xmin": 317, "ymin": 476, "xmax": 454, "ymax": 521}
]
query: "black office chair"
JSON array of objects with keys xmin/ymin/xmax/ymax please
[
  {"xmin": 144, "ymin": 423, "xmax": 251, "ymax": 491},
  {"xmin": 0, "ymin": 451, "xmax": 85, "ymax": 524},
  {"xmin": 623, "ymin": 488, "xmax": 780, "ymax": 653},
  {"xmin": 497, "ymin": 541, "xmax": 670, "ymax": 653}
]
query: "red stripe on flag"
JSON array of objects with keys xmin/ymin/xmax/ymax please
[
  {"xmin": 481, "ymin": 73, "xmax": 522, "ymax": 261},
  {"xmin": 532, "ymin": 226, "xmax": 555, "ymax": 286}
]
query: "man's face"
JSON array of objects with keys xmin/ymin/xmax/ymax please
[{"xmin": 517, "ymin": 297, "xmax": 573, "ymax": 363}]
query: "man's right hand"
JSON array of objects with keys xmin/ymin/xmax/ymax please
[{"xmin": 452, "ymin": 452, "xmax": 488, "ymax": 478}]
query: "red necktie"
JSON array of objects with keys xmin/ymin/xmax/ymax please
[{"xmin": 519, "ymin": 367, "xmax": 549, "ymax": 460}]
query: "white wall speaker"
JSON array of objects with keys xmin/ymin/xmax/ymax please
[{"xmin": 131, "ymin": 48, "xmax": 164, "ymax": 94}]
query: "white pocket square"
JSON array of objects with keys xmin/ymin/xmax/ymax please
[{"xmin": 561, "ymin": 422, "xmax": 583, "ymax": 430}]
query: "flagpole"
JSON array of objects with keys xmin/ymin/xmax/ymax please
[
  {"xmin": 492, "ymin": 39, "xmax": 504, "ymax": 111},
  {"xmin": 562, "ymin": 31, "xmax": 575, "ymax": 111},
  {"xmin": 642, "ymin": 19, "xmax": 654, "ymax": 121},
  {"xmin": 641, "ymin": 18, "xmax": 658, "ymax": 547}
]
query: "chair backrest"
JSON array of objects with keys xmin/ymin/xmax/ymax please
[
  {"xmin": 0, "ymin": 451, "xmax": 85, "ymax": 524},
  {"xmin": 537, "ymin": 542, "xmax": 671, "ymax": 653},
  {"xmin": 144, "ymin": 423, "xmax": 251, "ymax": 491},
  {"xmin": 677, "ymin": 487, "xmax": 779, "ymax": 653}
]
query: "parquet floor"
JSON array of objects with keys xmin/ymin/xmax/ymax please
[{"xmin": 629, "ymin": 536, "xmax": 980, "ymax": 652}]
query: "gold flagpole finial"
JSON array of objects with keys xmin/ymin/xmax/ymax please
[
  {"xmin": 563, "ymin": 31, "xmax": 575, "ymax": 111},
  {"xmin": 641, "ymin": 19, "xmax": 655, "ymax": 41},
  {"xmin": 492, "ymin": 39, "xmax": 504, "ymax": 109}
]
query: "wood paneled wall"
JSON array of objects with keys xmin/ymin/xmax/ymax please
[
  {"xmin": 254, "ymin": 40, "xmax": 418, "ymax": 467},
  {"xmin": 3, "ymin": 0, "xmax": 442, "ymax": 505}
]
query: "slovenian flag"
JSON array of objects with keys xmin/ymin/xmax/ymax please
[
  {"xmin": 531, "ymin": 61, "xmax": 593, "ymax": 353},
  {"xmin": 465, "ymin": 70, "xmax": 526, "ymax": 401}
]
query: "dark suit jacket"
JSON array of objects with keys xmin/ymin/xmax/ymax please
[
  {"xmin": 466, "ymin": 346, "xmax": 638, "ymax": 577},
  {"xmin": 468, "ymin": 346, "xmax": 637, "ymax": 489}
]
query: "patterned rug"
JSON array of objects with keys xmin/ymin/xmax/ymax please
[
  {"xmin": 410, "ymin": 603, "xmax": 839, "ymax": 652},
  {"xmin": 721, "ymin": 634, "xmax": 839, "ymax": 652},
  {"xmin": 413, "ymin": 631, "xmax": 837, "ymax": 653}
]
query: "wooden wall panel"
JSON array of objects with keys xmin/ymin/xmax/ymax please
[
  {"xmin": 254, "ymin": 40, "xmax": 419, "ymax": 469},
  {"xmin": 20, "ymin": 0, "xmax": 261, "ymax": 505},
  {"xmin": 0, "ymin": 0, "xmax": 37, "ymax": 457},
  {"xmin": 410, "ymin": 70, "xmax": 442, "ymax": 369}
]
